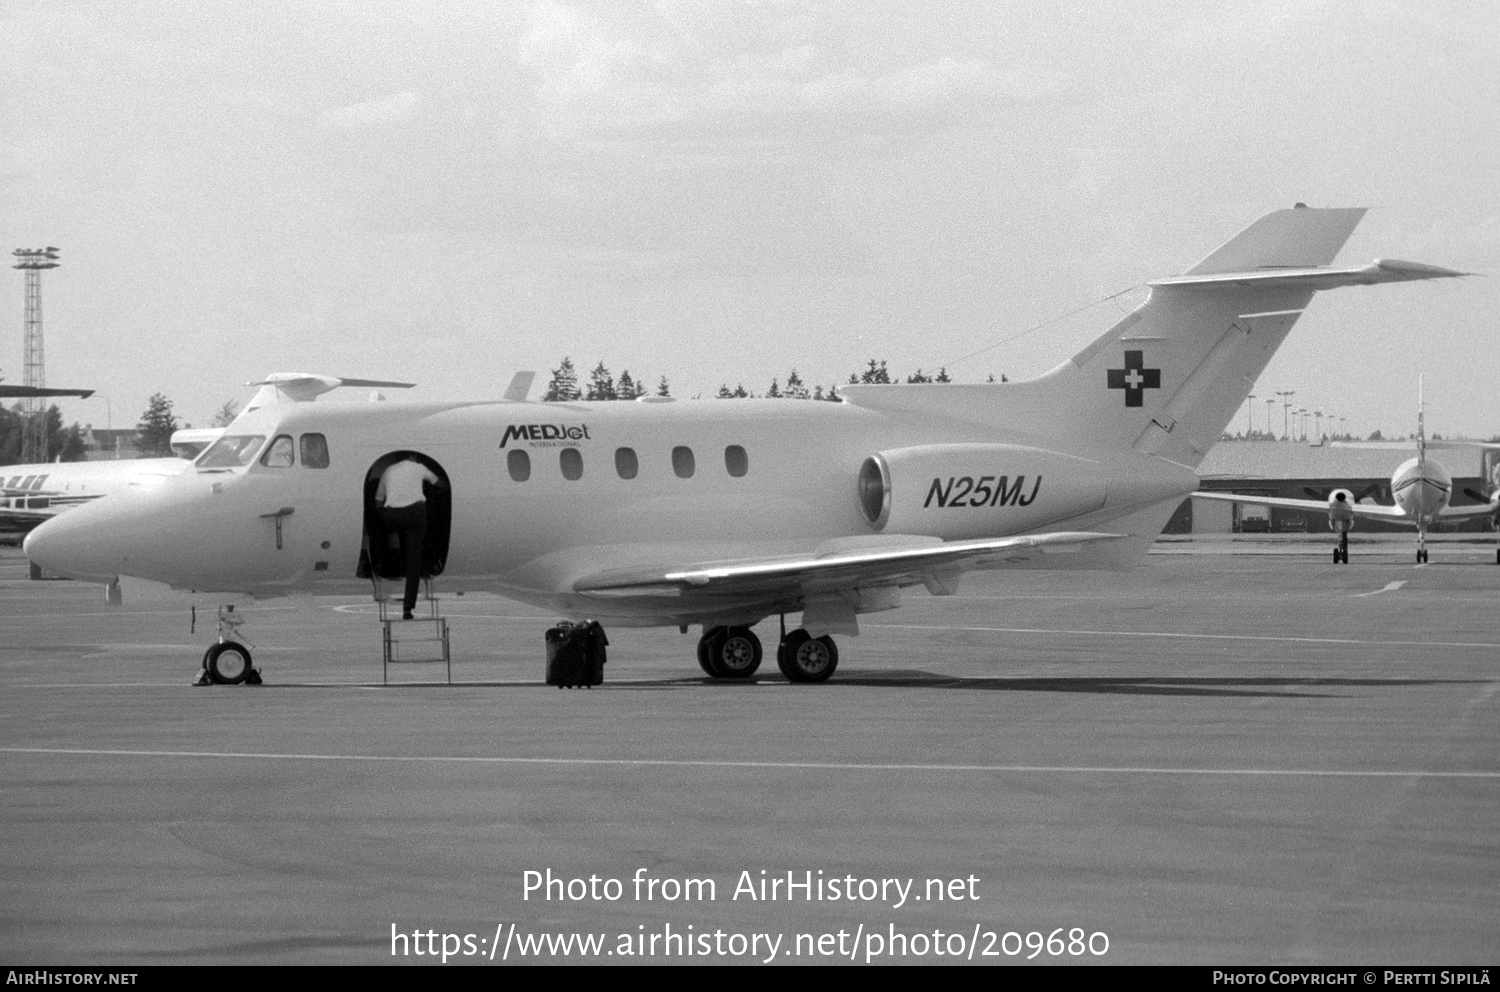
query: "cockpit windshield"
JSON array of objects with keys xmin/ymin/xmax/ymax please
[{"xmin": 196, "ymin": 435, "xmax": 267, "ymax": 469}]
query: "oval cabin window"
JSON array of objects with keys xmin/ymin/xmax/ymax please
[
  {"xmin": 724, "ymin": 445, "xmax": 748, "ymax": 477},
  {"xmin": 560, "ymin": 448, "xmax": 583, "ymax": 481},
  {"xmin": 615, "ymin": 447, "xmax": 638, "ymax": 480},
  {"xmin": 672, "ymin": 446, "xmax": 695, "ymax": 479},
  {"xmin": 507, "ymin": 449, "xmax": 531, "ymax": 482}
]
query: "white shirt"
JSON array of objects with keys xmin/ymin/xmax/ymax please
[{"xmin": 377, "ymin": 460, "xmax": 438, "ymax": 509}]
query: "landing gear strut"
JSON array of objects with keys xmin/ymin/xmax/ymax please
[
  {"xmin": 193, "ymin": 605, "xmax": 262, "ymax": 686},
  {"xmin": 1333, "ymin": 531, "xmax": 1349, "ymax": 565},
  {"xmin": 1416, "ymin": 530, "xmax": 1429, "ymax": 564}
]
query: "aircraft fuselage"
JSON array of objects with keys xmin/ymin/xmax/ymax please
[{"xmin": 24, "ymin": 395, "xmax": 1195, "ymax": 624}]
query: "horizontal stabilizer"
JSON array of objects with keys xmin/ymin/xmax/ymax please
[
  {"xmin": 239, "ymin": 372, "xmax": 417, "ymax": 417},
  {"xmin": 1152, "ymin": 259, "xmax": 1469, "ymax": 290}
]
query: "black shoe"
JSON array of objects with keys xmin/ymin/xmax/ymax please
[{"xmin": 402, "ymin": 611, "xmax": 414, "ymax": 620}]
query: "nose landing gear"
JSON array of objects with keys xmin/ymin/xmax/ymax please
[{"xmin": 193, "ymin": 605, "xmax": 262, "ymax": 686}]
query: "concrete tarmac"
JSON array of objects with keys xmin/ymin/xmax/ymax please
[{"xmin": 1, "ymin": 540, "xmax": 1496, "ymax": 966}]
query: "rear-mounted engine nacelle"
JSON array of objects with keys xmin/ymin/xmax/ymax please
[
  {"xmin": 1327, "ymin": 488, "xmax": 1356, "ymax": 531},
  {"xmin": 858, "ymin": 443, "xmax": 1107, "ymax": 540}
]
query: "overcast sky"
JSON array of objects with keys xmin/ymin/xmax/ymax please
[{"xmin": 2, "ymin": 1, "xmax": 1497, "ymax": 439}]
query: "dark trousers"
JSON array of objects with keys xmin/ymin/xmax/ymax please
[{"xmin": 381, "ymin": 502, "xmax": 427, "ymax": 613}]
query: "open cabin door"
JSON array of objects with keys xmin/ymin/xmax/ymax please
[{"xmin": 358, "ymin": 451, "xmax": 452, "ymax": 581}]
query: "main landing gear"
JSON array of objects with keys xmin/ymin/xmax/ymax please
[
  {"xmin": 193, "ymin": 605, "xmax": 262, "ymax": 686},
  {"xmin": 695, "ymin": 623, "xmax": 839, "ymax": 683}
]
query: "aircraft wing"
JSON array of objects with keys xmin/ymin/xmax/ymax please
[
  {"xmin": 574, "ymin": 531, "xmax": 1125, "ymax": 600},
  {"xmin": 0, "ymin": 385, "xmax": 94, "ymax": 399},
  {"xmin": 1439, "ymin": 499, "xmax": 1500, "ymax": 520},
  {"xmin": 1192, "ymin": 491, "xmax": 1410, "ymax": 519}
]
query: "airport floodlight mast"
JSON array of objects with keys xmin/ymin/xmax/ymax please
[
  {"xmin": 1246, "ymin": 393, "xmax": 1256, "ymax": 436},
  {"xmin": 1276, "ymin": 391, "xmax": 1295, "ymax": 440},
  {"xmin": 12, "ymin": 247, "xmax": 60, "ymax": 463},
  {"xmin": 1264, "ymin": 397, "xmax": 1275, "ymax": 439}
]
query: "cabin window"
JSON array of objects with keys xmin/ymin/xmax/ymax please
[
  {"xmin": 300, "ymin": 433, "xmax": 330, "ymax": 469},
  {"xmin": 724, "ymin": 445, "xmax": 748, "ymax": 477},
  {"xmin": 615, "ymin": 447, "xmax": 638, "ymax": 480},
  {"xmin": 32, "ymin": 475, "xmax": 47, "ymax": 490},
  {"xmin": 560, "ymin": 448, "xmax": 583, "ymax": 481},
  {"xmin": 672, "ymin": 446, "xmax": 695, "ymax": 479},
  {"xmin": 198, "ymin": 435, "xmax": 267, "ymax": 468},
  {"xmin": 260, "ymin": 435, "xmax": 295, "ymax": 468},
  {"xmin": 507, "ymin": 449, "xmax": 531, "ymax": 482},
  {"xmin": 20, "ymin": 475, "xmax": 36, "ymax": 489}
]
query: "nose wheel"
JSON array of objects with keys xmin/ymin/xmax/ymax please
[
  {"xmin": 1333, "ymin": 532, "xmax": 1349, "ymax": 564},
  {"xmin": 193, "ymin": 605, "xmax": 263, "ymax": 685}
]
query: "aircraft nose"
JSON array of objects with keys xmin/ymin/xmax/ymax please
[{"xmin": 23, "ymin": 503, "xmax": 125, "ymax": 584}]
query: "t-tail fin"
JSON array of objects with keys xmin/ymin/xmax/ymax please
[{"xmin": 843, "ymin": 205, "xmax": 1467, "ymax": 469}]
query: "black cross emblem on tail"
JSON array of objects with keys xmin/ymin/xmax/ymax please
[{"xmin": 1106, "ymin": 350, "xmax": 1161, "ymax": 407}]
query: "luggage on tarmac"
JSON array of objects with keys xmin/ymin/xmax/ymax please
[{"xmin": 545, "ymin": 620, "xmax": 608, "ymax": 688}]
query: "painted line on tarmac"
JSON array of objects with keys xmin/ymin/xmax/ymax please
[
  {"xmin": 1354, "ymin": 581, "xmax": 1408, "ymax": 597},
  {"xmin": 1, "ymin": 746, "xmax": 1496, "ymax": 779},
  {"xmin": 0, "ymin": 605, "xmax": 297, "ymax": 621},
  {"xmin": 866, "ymin": 623, "xmax": 1500, "ymax": 650}
]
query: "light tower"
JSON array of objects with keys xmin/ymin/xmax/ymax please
[
  {"xmin": 1276, "ymin": 391, "xmax": 1295, "ymax": 441},
  {"xmin": 1245, "ymin": 393, "xmax": 1256, "ymax": 438},
  {"xmin": 12, "ymin": 247, "xmax": 60, "ymax": 463},
  {"xmin": 1264, "ymin": 397, "xmax": 1275, "ymax": 440}
]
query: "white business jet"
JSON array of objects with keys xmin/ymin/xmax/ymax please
[
  {"xmin": 0, "ymin": 375, "xmax": 411, "ymax": 542},
  {"xmin": 1194, "ymin": 383, "xmax": 1499, "ymax": 564},
  {"xmin": 24, "ymin": 206, "xmax": 1468, "ymax": 684}
]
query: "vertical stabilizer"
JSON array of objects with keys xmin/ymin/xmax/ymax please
[
  {"xmin": 843, "ymin": 206, "xmax": 1464, "ymax": 470},
  {"xmin": 1417, "ymin": 374, "xmax": 1426, "ymax": 469}
]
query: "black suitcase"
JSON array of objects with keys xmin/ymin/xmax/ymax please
[{"xmin": 545, "ymin": 621, "xmax": 608, "ymax": 688}]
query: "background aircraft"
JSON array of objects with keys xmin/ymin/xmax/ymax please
[
  {"xmin": 1, "ymin": 374, "xmax": 412, "ymax": 545},
  {"xmin": 24, "ymin": 206, "xmax": 1469, "ymax": 684},
  {"xmin": 1194, "ymin": 384, "xmax": 1499, "ymax": 563}
]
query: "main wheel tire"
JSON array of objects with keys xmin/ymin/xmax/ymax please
[
  {"xmin": 706, "ymin": 626, "xmax": 761, "ymax": 679},
  {"xmin": 697, "ymin": 626, "xmax": 723, "ymax": 676},
  {"xmin": 206, "ymin": 642, "xmax": 252, "ymax": 685},
  {"xmin": 777, "ymin": 630, "xmax": 837, "ymax": 683}
]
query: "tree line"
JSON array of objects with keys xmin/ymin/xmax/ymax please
[
  {"xmin": 0, "ymin": 391, "xmax": 187, "ymax": 466},
  {"xmin": 542, "ymin": 357, "xmax": 1007, "ymax": 403}
]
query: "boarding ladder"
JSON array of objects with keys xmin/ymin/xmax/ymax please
[{"xmin": 373, "ymin": 577, "xmax": 451, "ymax": 684}]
